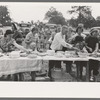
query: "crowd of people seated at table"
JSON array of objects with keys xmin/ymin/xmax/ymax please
[{"xmin": 0, "ymin": 22, "xmax": 100, "ymax": 81}]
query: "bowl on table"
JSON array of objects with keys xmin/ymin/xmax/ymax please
[
  {"xmin": 9, "ymin": 51, "xmax": 20, "ymax": 58},
  {"xmin": 57, "ymin": 51, "xmax": 65, "ymax": 55},
  {"xmin": 27, "ymin": 54, "xmax": 37, "ymax": 58},
  {"xmin": 65, "ymin": 53, "xmax": 72, "ymax": 58},
  {"xmin": 20, "ymin": 52, "xmax": 28, "ymax": 57},
  {"xmin": 65, "ymin": 51, "xmax": 76, "ymax": 57},
  {"xmin": 78, "ymin": 52, "xmax": 89, "ymax": 58},
  {"xmin": 55, "ymin": 52, "xmax": 64, "ymax": 58},
  {"xmin": 65, "ymin": 51, "xmax": 75, "ymax": 55},
  {"xmin": 38, "ymin": 52, "xmax": 47, "ymax": 56},
  {"xmin": 47, "ymin": 50, "xmax": 55, "ymax": 56}
]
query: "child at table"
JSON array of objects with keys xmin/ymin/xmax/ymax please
[{"xmin": 71, "ymin": 35, "xmax": 88, "ymax": 80}]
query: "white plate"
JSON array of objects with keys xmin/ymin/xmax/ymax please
[
  {"xmin": 20, "ymin": 53, "xmax": 28, "ymax": 57},
  {"xmin": 27, "ymin": 54, "xmax": 37, "ymax": 58},
  {"xmin": 38, "ymin": 53, "xmax": 47, "ymax": 56}
]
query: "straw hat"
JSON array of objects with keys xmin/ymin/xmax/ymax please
[
  {"xmin": 78, "ymin": 23, "xmax": 84, "ymax": 28},
  {"xmin": 90, "ymin": 29, "xmax": 99, "ymax": 35}
]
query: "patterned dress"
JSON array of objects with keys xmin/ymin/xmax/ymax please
[{"xmin": 0, "ymin": 37, "xmax": 15, "ymax": 52}]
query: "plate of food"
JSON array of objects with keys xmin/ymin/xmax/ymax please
[
  {"xmin": 9, "ymin": 51, "xmax": 20, "ymax": 58},
  {"xmin": 29, "ymin": 50, "xmax": 39, "ymax": 55},
  {"xmin": 47, "ymin": 50, "xmax": 55, "ymax": 56},
  {"xmin": 27, "ymin": 54, "xmax": 37, "ymax": 58},
  {"xmin": 65, "ymin": 53, "xmax": 72, "ymax": 58},
  {"xmin": 56, "ymin": 51, "xmax": 64, "ymax": 54},
  {"xmin": 20, "ymin": 52, "xmax": 28, "ymax": 57},
  {"xmin": 77, "ymin": 52, "xmax": 89, "ymax": 58},
  {"xmin": 65, "ymin": 51, "xmax": 76, "ymax": 55},
  {"xmin": 38, "ymin": 52, "xmax": 47, "ymax": 56},
  {"xmin": 55, "ymin": 53, "xmax": 64, "ymax": 58}
]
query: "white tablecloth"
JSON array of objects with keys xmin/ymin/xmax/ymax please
[
  {"xmin": 0, "ymin": 56, "xmax": 42, "ymax": 76},
  {"xmin": 42, "ymin": 56, "xmax": 89, "ymax": 61},
  {"xmin": 0, "ymin": 54, "xmax": 100, "ymax": 76}
]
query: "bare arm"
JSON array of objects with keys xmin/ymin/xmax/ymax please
[
  {"xmin": 67, "ymin": 34, "xmax": 77, "ymax": 44},
  {"xmin": 13, "ymin": 41, "xmax": 29, "ymax": 53},
  {"xmin": 93, "ymin": 43, "xmax": 99, "ymax": 53},
  {"xmin": 25, "ymin": 34, "xmax": 32, "ymax": 44},
  {"xmin": 57, "ymin": 35, "xmax": 73, "ymax": 49}
]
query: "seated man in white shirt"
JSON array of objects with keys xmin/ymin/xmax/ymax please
[{"xmin": 49, "ymin": 25, "xmax": 79, "ymax": 80}]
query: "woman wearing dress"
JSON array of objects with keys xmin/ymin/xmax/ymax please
[{"xmin": 0, "ymin": 29, "xmax": 31, "ymax": 81}]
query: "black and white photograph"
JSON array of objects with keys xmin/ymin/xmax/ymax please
[{"xmin": 0, "ymin": 2, "xmax": 100, "ymax": 83}]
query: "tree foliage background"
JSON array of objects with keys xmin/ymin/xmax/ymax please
[
  {"xmin": 45, "ymin": 7, "xmax": 67, "ymax": 25},
  {"xmin": 0, "ymin": 6, "xmax": 12, "ymax": 26},
  {"xmin": 44, "ymin": 6, "xmax": 100, "ymax": 28},
  {"xmin": 68, "ymin": 6, "xmax": 97, "ymax": 28},
  {"xmin": 1, "ymin": 5, "xmax": 100, "ymax": 28}
]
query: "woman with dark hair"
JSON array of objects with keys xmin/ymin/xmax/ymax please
[
  {"xmin": 85, "ymin": 29, "xmax": 99, "ymax": 81},
  {"xmin": 85, "ymin": 29, "xmax": 99, "ymax": 53},
  {"xmin": 12, "ymin": 23, "xmax": 24, "ymax": 45},
  {"xmin": 69, "ymin": 26, "xmax": 87, "ymax": 80},
  {"xmin": 0, "ymin": 29, "xmax": 30, "ymax": 53},
  {"xmin": 0, "ymin": 29, "xmax": 31, "ymax": 81},
  {"xmin": 68, "ymin": 25, "xmax": 86, "ymax": 44}
]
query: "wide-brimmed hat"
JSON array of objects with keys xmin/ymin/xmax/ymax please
[
  {"xmin": 90, "ymin": 29, "xmax": 99, "ymax": 35},
  {"xmin": 78, "ymin": 23, "xmax": 84, "ymax": 27},
  {"xmin": 4, "ymin": 30, "xmax": 13, "ymax": 37}
]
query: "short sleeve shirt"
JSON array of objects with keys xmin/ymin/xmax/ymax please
[
  {"xmin": 0, "ymin": 37, "xmax": 15, "ymax": 52},
  {"xmin": 85, "ymin": 36, "xmax": 99, "ymax": 52},
  {"xmin": 25, "ymin": 32, "xmax": 38, "ymax": 44},
  {"xmin": 73, "ymin": 36, "xmax": 85, "ymax": 50}
]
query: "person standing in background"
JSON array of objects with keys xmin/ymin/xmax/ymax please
[
  {"xmin": 25, "ymin": 26, "xmax": 39, "ymax": 51},
  {"xmin": 44, "ymin": 26, "xmax": 51, "ymax": 41},
  {"xmin": 12, "ymin": 23, "xmax": 24, "ymax": 45},
  {"xmin": 68, "ymin": 24, "xmax": 86, "ymax": 44},
  {"xmin": 85, "ymin": 29, "xmax": 99, "ymax": 81},
  {"xmin": 65, "ymin": 27, "xmax": 75, "ymax": 43}
]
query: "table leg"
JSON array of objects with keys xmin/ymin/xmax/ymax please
[
  {"xmin": 31, "ymin": 71, "xmax": 36, "ymax": 81},
  {"xmin": 18, "ymin": 73, "xmax": 23, "ymax": 81},
  {"xmin": 48, "ymin": 60, "xmax": 55, "ymax": 81},
  {"xmin": 76, "ymin": 61, "xmax": 80, "ymax": 81},
  {"xmin": 80, "ymin": 63, "xmax": 83, "ymax": 80},
  {"xmin": 7, "ymin": 75, "xmax": 11, "ymax": 81},
  {"xmin": 86, "ymin": 61, "xmax": 89, "ymax": 82},
  {"xmin": 11, "ymin": 74, "xmax": 19, "ymax": 81}
]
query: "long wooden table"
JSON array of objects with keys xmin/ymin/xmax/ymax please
[
  {"xmin": 0, "ymin": 55, "xmax": 42, "ymax": 76},
  {"xmin": 42, "ymin": 56, "xmax": 100, "ymax": 82},
  {"xmin": 0, "ymin": 54, "xmax": 100, "ymax": 81}
]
